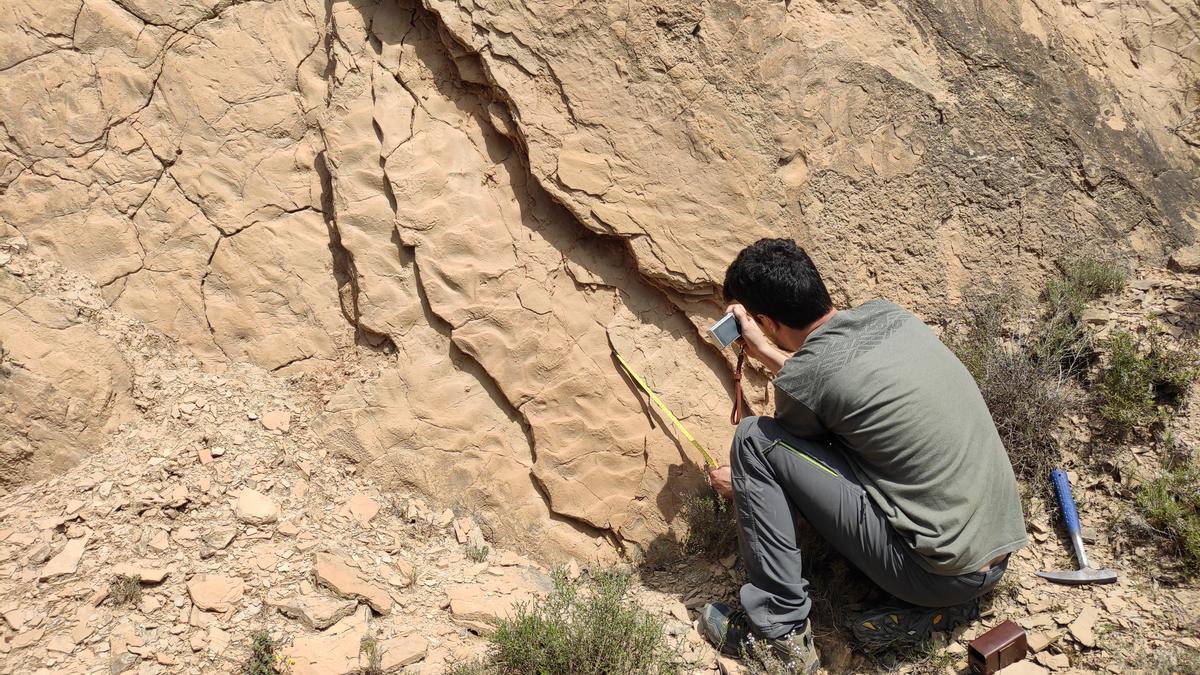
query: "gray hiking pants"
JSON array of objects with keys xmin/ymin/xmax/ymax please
[{"xmin": 730, "ymin": 416, "xmax": 1008, "ymax": 639}]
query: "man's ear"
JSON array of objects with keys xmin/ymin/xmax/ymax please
[{"xmin": 756, "ymin": 314, "xmax": 778, "ymax": 335}]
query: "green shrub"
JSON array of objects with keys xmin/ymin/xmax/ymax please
[
  {"xmin": 1043, "ymin": 257, "xmax": 1127, "ymax": 318},
  {"xmin": 1098, "ymin": 331, "xmax": 1156, "ymax": 431},
  {"xmin": 1099, "ymin": 330, "xmax": 1199, "ymax": 433},
  {"xmin": 466, "ymin": 545, "xmax": 490, "ymax": 563},
  {"xmin": 468, "ymin": 568, "xmax": 679, "ymax": 674},
  {"xmin": 1135, "ymin": 457, "xmax": 1200, "ymax": 572},
  {"xmin": 681, "ymin": 493, "xmax": 739, "ymax": 558},
  {"xmin": 1037, "ymin": 257, "xmax": 1126, "ymax": 376},
  {"xmin": 243, "ymin": 630, "xmax": 282, "ymax": 675},
  {"xmin": 357, "ymin": 636, "xmax": 383, "ymax": 675}
]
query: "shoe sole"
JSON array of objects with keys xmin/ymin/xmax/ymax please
[{"xmin": 850, "ymin": 601, "xmax": 980, "ymax": 651}]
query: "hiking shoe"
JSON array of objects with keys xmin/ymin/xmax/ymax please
[
  {"xmin": 700, "ymin": 602, "xmax": 820, "ymax": 674},
  {"xmin": 850, "ymin": 598, "xmax": 980, "ymax": 651}
]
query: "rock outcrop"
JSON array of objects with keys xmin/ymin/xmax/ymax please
[{"xmin": 1, "ymin": 0, "xmax": 1196, "ymax": 558}]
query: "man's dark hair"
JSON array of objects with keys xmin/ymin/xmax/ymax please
[{"xmin": 722, "ymin": 238, "xmax": 833, "ymax": 329}]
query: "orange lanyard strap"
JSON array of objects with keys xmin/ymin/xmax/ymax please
[{"xmin": 730, "ymin": 347, "xmax": 746, "ymax": 426}]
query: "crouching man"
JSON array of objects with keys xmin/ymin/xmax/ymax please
[{"xmin": 699, "ymin": 239, "xmax": 1026, "ymax": 672}]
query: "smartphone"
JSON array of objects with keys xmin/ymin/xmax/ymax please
[{"xmin": 708, "ymin": 312, "xmax": 741, "ymax": 349}]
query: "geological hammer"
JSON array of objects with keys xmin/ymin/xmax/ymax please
[{"xmin": 1037, "ymin": 468, "xmax": 1117, "ymax": 585}]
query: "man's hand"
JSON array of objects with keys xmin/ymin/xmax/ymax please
[
  {"xmin": 726, "ymin": 303, "xmax": 789, "ymax": 375},
  {"xmin": 707, "ymin": 465, "xmax": 734, "ymax": 500}
]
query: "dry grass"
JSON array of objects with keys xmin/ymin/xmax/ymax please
[
  {"xmin": 945, "ymin": 291, "xmax": 1080, "ymax": 485},
  {"xmin": 109, "ymin": 574, "xmax": 142, "ymax": 607}
]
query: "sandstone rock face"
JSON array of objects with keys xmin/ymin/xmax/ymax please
[
  {"xmin": 1, "ymin": 0, "xmax": 1195, "ymax": 560},
  {"xmin": 0, "ymin": 265, "xmax": 132, "ymax": 490}
]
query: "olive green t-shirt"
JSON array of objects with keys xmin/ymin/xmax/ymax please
[{"xmin": 774, "ymin": 299, "xmax": 1027, "ymax": 575}]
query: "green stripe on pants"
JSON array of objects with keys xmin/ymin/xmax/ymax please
[{"xmin": 774, "ymin": 440, "xmax": 839, "ymax": 477}]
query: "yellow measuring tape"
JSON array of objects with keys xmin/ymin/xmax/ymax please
[{"xmin": 612, "ymin": 350, "xmax": 719, "ymax": 469}]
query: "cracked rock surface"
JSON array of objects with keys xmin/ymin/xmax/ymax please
[{"xmin": 1, "ymin": 0, "xmax": 1197, "ymax": 562}]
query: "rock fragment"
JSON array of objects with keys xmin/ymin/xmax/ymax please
[
  {"xmin": 235, "ymin": 489, "xmax": 279, "ymax": 525},
  {"xmin": 1168, "ymin": 244, "xmax": 1200, "ymax": 273},
  {"xmin": 348, "ymin": 493, "xmax": 379, "ymax": 527},
  {"xmin": 1069, "ymin": 607, "xmax": 1099, "ymax": 648},
  {"xmin": 314, "ymin": 554, "xmax": 393, "ymax": 614},
  {"xmin": 283, "ymin": 605, "xmax": 370, "ymax": 675},
  {"xmin": 187, "ymin": 575, "xmax": 245, "ymax": 613},
  {"xmin": 266, "ymin": 592, "xmax": 357, "ymax": 630},
  {"xmin": 378, "ymin": 635, "xmax": 428, "ymax": 670},
  {"xmin": 39, "ymin": 535, "xmax": 88, "ymax": 581},
  {"xmin": 203, "ymin": 525, "xmax": 237, "ymax": 551},
  {"xmin": 261, "ymin": 410, "xmax": 291, "ymax": 432},
  {"xmin": 10, "ymin": 627, "xmax": 44, "ymax": 649}
]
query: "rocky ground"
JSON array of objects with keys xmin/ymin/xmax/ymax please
[{"xmin": 3, "ymin": 233, "xmax": 1199, "ymax": 675}]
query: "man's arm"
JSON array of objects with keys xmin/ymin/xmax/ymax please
[{"xmin": 707, "ymin": 305, "xmax": 796, "ymax": 499}]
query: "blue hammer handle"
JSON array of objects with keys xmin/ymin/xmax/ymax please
[
  {"xmin": 1051, "ymin": 468, "xmax": 1089, "ymax": 568},
  {"xmin": 1052, "ymin": 469, "xmax": 1080, "ymax": 535}
]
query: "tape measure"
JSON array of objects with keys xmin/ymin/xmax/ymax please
[{"xmin": 611, "ymin": 349, "xmax": 719, "ymax": 469}]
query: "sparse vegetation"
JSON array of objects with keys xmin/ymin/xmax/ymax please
[
  {"xmin": 1119, "ymin": 638, "xmax": 1200, "ymax": 674},
  {"xmin": 357, "ymin": 636, "xmax": 383, "ymax": 675},
  {"xmin": 407, "ymin": 564, "xmax": 424, "ymax": 587},
  {"xmin": 243, "ymin": 630, "xmax": 283, "ymax": 675},
  {"xmin": 1099, "ymin": 329, "xmax": 1199, "ymax": 433},
  {"xmin": 457, "ymin": 568, "xmax": 679, "ymax": 674},
  {"xmin": 109, "ymin": 574, "xmax": 142, "ymax": 607},
  {"xmin": 640, "ymin": 537, "xmax": 683, "ymax": 571},
  {"xmin": 1044, "ymin": 256, "xmax": 1128, "ymax": 318},
  {"xmin": 1037, "ymin": 256, "xmax": 1126, "ymax": 376},
  {"xmin": 740, "ymin": 632, "xmax": 822, "ymax": 675},
  {"xmin": 681, "ymin": 493, "xmax": 739, "ymax": 558},
  {"xmin": 466, "ymin": 544, "xmax": 490, "ymax": 563},
  {"xmin": 945, "ymin": 290, "xmax": 1079, "ymax": 484},
  {"xmin": 945, "ymin": 258, "xmax": 1136, "ymax": 485},
  {"xmin": 1135, "ymin": 455, "xmax": 1200, "ymax": 573}
]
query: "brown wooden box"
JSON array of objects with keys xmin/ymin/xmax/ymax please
[{"xmin": 967, "ymin": 619, "xmax": 1028, "ymax": 674}]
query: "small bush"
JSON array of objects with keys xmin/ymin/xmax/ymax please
[
  {"xmin": 681, "ymin": 493, "xmax": 739, "ymax": 558},
  {"xmin": 1135, "ymin": 457, "xmax": 1200, "ymax": 572},
  {"xmin": 946, "ymin": 291, "xmax": 1078, "ymax": 483},
  {"xmin": 1099, "ymin": 330, "xmax": 1199, "ymax": 433},
  {"xmin": 243, "ymin": 630, "xmax": 282, "ymax": 675},
  {"xmin": 1098, "ymin": 331, "xmax": 1156, "ymax": 431},
  {"xmin": 109, "ymin": 575, "xmax": 142, "ymax": 607},
  {"xmin": 1037, "ymin": 257, "xmax": 1125, "ymax": 376},
  {"xmin": 465, "ymin": 545, "xmax": 490, "ymax": 563},
  {"xmin": 469, "ymin": 568, "xmax": 679, "ymax": 674},
  {"xmin": 1043, "ymin": 257, "xmax": 1127, "ymax": 318},
  {"xmin": 357, "ymin": 636, "xmax": 383, "ymax": 675}
]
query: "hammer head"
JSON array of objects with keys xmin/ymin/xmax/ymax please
[{"xmin": 1036, "ymin": 566, "xmax": 1118, "ymax": 585}]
